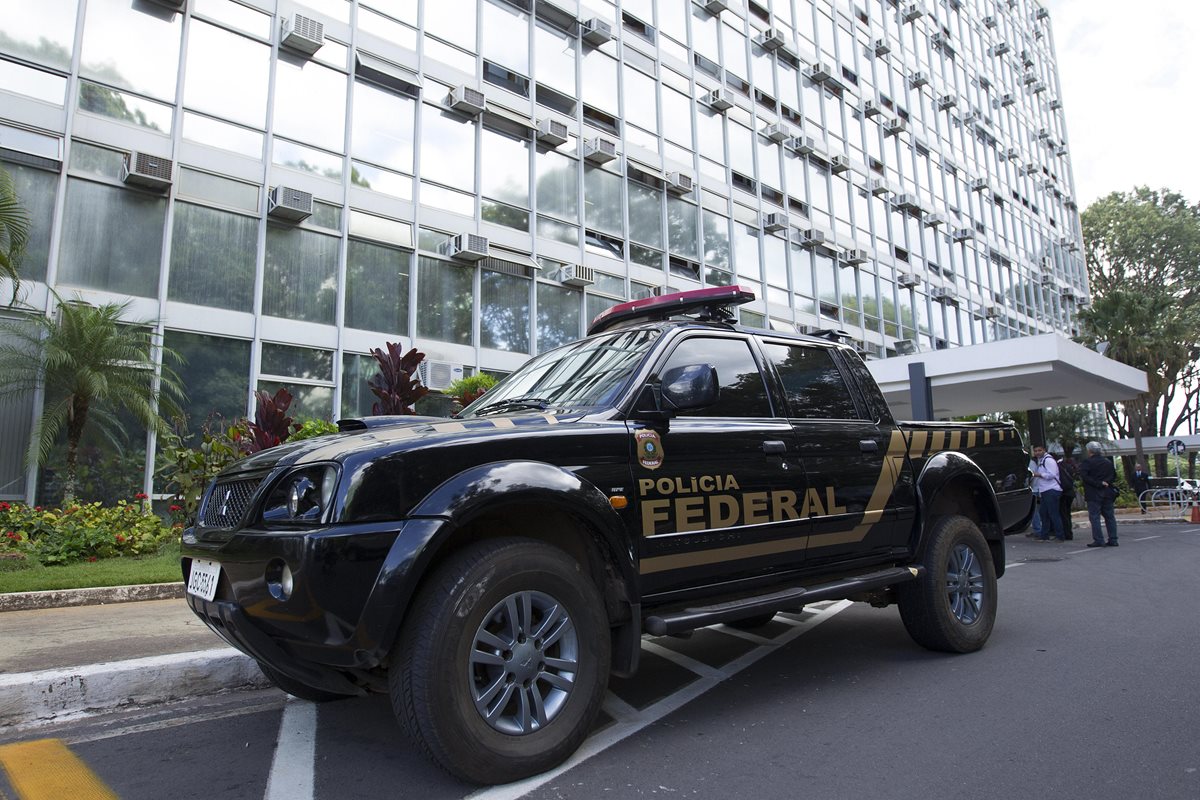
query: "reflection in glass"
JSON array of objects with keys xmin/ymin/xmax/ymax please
[
  {"xmin": 667, "ymin": 195, "xmax": 698, "ymax": 259},
  {"xmin": 480, "ymin": 270, "xmax": 530, "ymax": 352},
  {"xmin": 628, "ymin": 182, "xmax": 662, "ymax": 247},
  {"xmin": 184, "ymin": 20, "xmax": 269, "ymax": 128},
  {"xmin": 57, "ymin": 179, "xmax": 165, "ymax": 298},
  {"xmin": 340, "ymin": 352, "xmax": 378, "ymax": 419},
  {"xmin": 0, "ymin": 161, "xmax": 56, "ymax": 282},
  {"xmin": 702, "ymin": 210, "xmax": 729, "ymax": 269},
  {"xmin": 193, "ymin": 0, "xmax": 271, "ymax": 38},
  {"xmin": 762, "ymin": 343, "xmax": 859, "ymax": 420},
  {"xmin": 421, "ymin": 182, "xmax": 475, "ymax": 216},
  {"xmin": 534, "ymin": 22, "xmax": 575, "ymax": 97},
  {"xmin": 0, "ymin": 0, "xmax": 77, "ymax": 69},
  {"xmin": 258, "ymin": 382, "xmax": 333, "ymax": 421},
  {"xmin": 163, "ymin": 331, "xmax": 251, "ymax": 442},
  {"xmin": 351, "ymin": 162, "xmax": 413, "ymax": 201},
  {"xmin": 664, "ymin": 337, "xmax": 770, "ymax": 418},
  {"xmin": 359, "ymin": 8, "xmax": 418, "ymax": 50},
  {"xmin": 346, "ymin": 240, "xmax": 410, "ymax": 334},
  {"xmin": 352, "ymin": 80, "xmax": 415, "ymax": 173},
  {"xmin": 536, "ymin": 283, "xmax": 581, "ymax": 351},
  {"xmin": 273, "ymin": 139, "xmax": 343, "ymax": 181},
  {"xmin": 581, "ymin": 49, "xmax": 618, "ymax": 113},
  {"xmin": 177, "ymin": 168, "xmax": 259, "ymax": 213},
  {"xmin": 481, "ymin": 128, "xmax": 530, "ymax": 207},
  {"xmin": 481, "ymin": 0, "xmax": 529, "ymax": 75},
  {"xmin": 274, "ymin": 57, "xmax": 347, "ymax": 153},
  {"xmin": 78, "ymin": 81, "xmax": 173, "ymax": 133},
  {"xmin": 536, "ymin": 148, "xmax": 578, "ymax": 222},
  {"xmin": 261, "ymin": 342, "xmax": 333, "ymax": 381},
  {"xmin": 417, "ymin": 257, "xmax": 474, "ymax": 345},
  {"xmin": 425, "ymin": 0, "xmax": 476, "ymax": 50},
  {"xmin": 182, "ymin": 112, "xmax": 264, "ymax": 158},
  {"xmin": 80, "ymin": 0, "xmax": 181, "ymax": 101},
  {"xmin": 168, "ymin": 203, "xmax": 257, "ymax": 311},
  {"xmin": 421, "ymin": 107, "xmax": 476, "ymax": 190},
  {"xmin": 623, "ymin": 66, "xmax": 657, "ymax": 135},
  {"xmin": 583, "ymin": 166, "xmax": 622, "ymax": 235},
  {"xmin": 0, "ymin": 59, "xmax": 67, "ymax": 104},
  {"xmin": 263, "ymin": 226, "xmax": 339, "ymax": 324}
]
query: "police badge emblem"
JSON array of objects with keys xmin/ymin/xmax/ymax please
[{"xmin": 635, "ymin": 429, "xmax": 664, "ymax": 470}]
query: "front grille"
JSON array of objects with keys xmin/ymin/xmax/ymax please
[{"xmin": 199, "ymin": 476, "xmax": 265, "ymax": 529}]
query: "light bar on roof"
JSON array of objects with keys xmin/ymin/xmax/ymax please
[{"xmin": 586, "ymin": 285, "xmax": 757, "ymax": 336}]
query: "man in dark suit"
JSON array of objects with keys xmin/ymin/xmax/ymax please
[
  {"xmin": 1079, "ymin": 441, "xmax": 1119, "ymax": 547},
  {"xmin": 1131, "ymin": 462, "xmax": 1151, "ymax": 513}
]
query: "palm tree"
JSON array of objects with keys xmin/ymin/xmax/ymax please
[
  {"xmin": 0, "ymin": 294, "xmax": 184, "ymax": 503},
  {"xmin": 0, "ymin": 165, "xmax": 30, "ymax": 304}
]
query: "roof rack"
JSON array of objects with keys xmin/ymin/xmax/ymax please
[{"xmin": 587, "ymin": 285, "xmax": 756, "ymax": 336}]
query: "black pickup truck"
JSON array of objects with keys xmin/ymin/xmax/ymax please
[{"xmin": 182, "ymin": 285, "xmax": 1032, "ymax": 783}]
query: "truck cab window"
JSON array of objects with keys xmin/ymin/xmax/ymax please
[
  {"xmin": 762, "ymin": 342, "xmax": 861, "ymax": 420},
  {"xmin": 661, "ymin": 336, "xmax": 772, "ymax": 418}
]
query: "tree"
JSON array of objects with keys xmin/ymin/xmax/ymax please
[
  {"xmin": 1077, "ymin": 188, "xmax": 1200, "ymax": 473},
  {"xmin": 0, "ymin": 294, "xmax": 184, "ymax": 502},
  {"xmin": 0, "ymin": 165, "xmax": 30, "ymax": 304}
]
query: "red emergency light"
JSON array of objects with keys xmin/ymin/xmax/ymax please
[{"xmin": 587, "ymin": 285, "xmax": 757, "ymax": 336}]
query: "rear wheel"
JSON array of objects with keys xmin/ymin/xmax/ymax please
[
  {"xmin": 897, "ymin": 515, "xmax": 997, "ymax": 653},
  {"xmin": 390, "ymin": 538, "xmax": 610, "ymax": 784}
]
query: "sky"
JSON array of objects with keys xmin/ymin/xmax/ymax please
[{"xmin": 1041, "ymin": 0, "xmax": 1200, "ymax": 209}]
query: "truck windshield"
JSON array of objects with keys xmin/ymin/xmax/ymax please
[{"xmin": 462, "ymin": 328, "xmax": 659, "ymax": 417}]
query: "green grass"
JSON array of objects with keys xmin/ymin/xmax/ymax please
[{"xmin": 0, "ymin": 541, "xmax": 182, "ymax": 593}]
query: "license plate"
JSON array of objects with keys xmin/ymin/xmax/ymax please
[{"xmin": 187, "ymin": 559, "xmax": 221, "ymax": 602}]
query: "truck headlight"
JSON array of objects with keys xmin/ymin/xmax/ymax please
[{"xmin": 263, "ymin": 465, "xmax": 338, "ymax": 524}]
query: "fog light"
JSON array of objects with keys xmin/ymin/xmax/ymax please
[{"xmin": 266, "ymin": 559, "xmax": 293, "ymax": 601}]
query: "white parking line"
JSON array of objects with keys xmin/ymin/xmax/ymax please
[
  {"xmin": 263, "ymin": 698, "xmax": 316, "ymax": 800},
  {"xmin": 1133, "ymin": 535, "xmax": 1161, "ymax": 541},
  {"xmin": 467, "ymin": 600, "xmax": 853, "ymax": 800}
]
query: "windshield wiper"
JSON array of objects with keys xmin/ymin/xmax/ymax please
[{"xmin": 474, "ymin": 396, "xmax": 554, "ymax": 416}]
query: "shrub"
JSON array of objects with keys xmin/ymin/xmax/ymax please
[
  {"xmin": 445, "ymin": 373, "xmax": 498, "ymax": 408},
  {"xmin": 246, "ymin": 387, "xmax": 298, "ymax": 452},
  {"xmin": 0, "ymin": 499, "xmax": 176, "ymax": 565},
  {"xmin": 368, "ymin": 342, "xmax": 428, "ymax": 414},
  {"xmin": 291, "ymin": 418, "xmax": 339, "ymax": 441},
  {"xmin": 158, "ymin": 419, "xmax": 249, "ymax": 526}
]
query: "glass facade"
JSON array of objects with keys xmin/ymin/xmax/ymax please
[{"xmin": 0, "ymin": 0, "xmax": 1082, "ymax": 500}]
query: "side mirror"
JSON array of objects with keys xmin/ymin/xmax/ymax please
[{"xmin": 660, "ymin": 364, "xmax": 719, "ymax": 411}]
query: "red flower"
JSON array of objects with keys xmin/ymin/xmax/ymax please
[
  {"xmin": 0, "ymin": 502, "xmax": 10, "ymax": 510},
  {"xmin": 134, "ymin": 493, "xmax": 149, "ymax": 501},
  {"xmin": 116, "ymin": 534, "xmax": 126, "ymax": 543},
  {"xmin": 169, "ymin": 505, "xmax": 182, "ymax": 512},
  {"xmin": 88, "ymin": 556, "xmax": 97, "ymax": 562},
  {"xmin": 34, "ymin": 506, "xmax": 42, "ymax": 512}
]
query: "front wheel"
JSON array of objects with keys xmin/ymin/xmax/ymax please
[
  {"xmin": 897, "ymin": 515, "xmax": 997, "ymax": 653},
  {"xmin": 390, "ymin": 538, "xmax": 610, "ymax": 784}
]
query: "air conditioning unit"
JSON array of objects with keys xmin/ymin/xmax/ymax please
[
  {"xmin": 1006, "ymin": 146, "xmax": 1021, "ymax": 160},
  {"xmin": 1059, "ymin": 235, "xmax": 1077, "ymax": 248},
  {"xmin": 1021, "ymin": 49, "xmax": 1036, "ymax": 68},
  {"xmin": 1023, "ymin": 72, "xmax": 1039, "ymax": 85},
  {"xmin": 797, "ymin": 228, "xmax": 826, "ymax": 247},
  {"xmin": 937, "ymin": 94, "xmax": 957, "ymax": 110},
  {"xmin": 829, "ymin": 154, "xmax": 850, "ymax": 173},
  {"xmin": 845, "ymin": 248, "xmax": 869, "ymax": 265},
  {"xmin": 894, "ymin": 193, "xmax": 920, "ymax": 211},
  {"xmin": 664, "ymin": 171, "xmax": 694, "ymax": 194},
  {"xmin": 695, "ymin": 0, "xmax": 728, "ymax": 14},
  {"xmin": 923, "ymin": 212, "xmax": 946, "ymax": 227},
  {"xmin": 580, "ymin": 17, "xmax": 614, "ymax": 46},
  {"xmin": 862, "ymin": 99, "xmax": 883, "ymax": 117},
  {"xmin": 873, "ymin": 38, "xmax": 891, "ymax": 56},
  {"xmin": 981, "ymin": 304, "xmax": 1000, "ymax": 319},
  {"xmin": 267, "ymin": 185, "xmax": 313, "ymax": 222},
  {"xmin": 807, "ymin": 62, "xmax": 834, "ymax": 82},
  {"xmin": 1036, "ymin": 6, "xmax": 1050, "ymax": 20},
  {"xmin": 867, "ymin": 178, "xmax": 889, "ymax": 196},
  {"xmin": 755, "ymin": 29, "xmax": 788, "ymax": 51},
  {"xmin": 447, "ymin": 85, "xmax": 486, "ymax": 116},
  {"xmin": 418, "ymin": 360, "xmax": 465, "ymax": 391},
  {"xmin": 761, "ymin": 212, "xmax": 789, "ymax": 233},
  {"xmin": 1039, "ymin": 271, "xmax": 1056, "ymax": 286},
  {"xmin": 1060, "ymin": 286, "xmax": 1077, "ymax": 301},
  {"xmin": 147, "ymin": 0, "xmax": 185, "ymax": 9},
  {"xmin": 536, "ymin": 117, "xmax": 569, "ymax": 146},
  {"xmin": 897, "ymin": 272, "xmax": 921, "ymax": 287},
  {"xmin": 786, "ymin": 135, "xmax": 818, "ymax": 156},
  {"xmin": 996, "ymin": 93, "xmax": 1015, "ymax": 107},
  {"xmin": 1031, "ymin": 80, "xmax": 1047, "ymax": 94},
  {"xmin": 701, "ymin": 87, "xmax": 733, "ymax": 112},
  {"xmin": 908, "ymin": 70, "xmax": 929, "ymax": 88},
  {"xmin": 900, "ymin": 3, "xmax": 922, "ymax": 22},
  {"xmin": 440, "ymin": 232, "xmax": 490, "ymax": 261},
  {"xmin": 1036, "ymin": 128, "xmax": 1052, "ymax": 141},
  {"xmin": 951, "ymin": 227, "xmax": 974, "ymax": 242},
  {"xmin": 931, "ymin": 287, "xmax": 958, "ymax": 304},
  {"xmin": 121, "ymin": 151, "xmax": 173, "ymax": 190},
  {"xmin": 580, "ymin": 136, "xmax": 617, "ymax": 163},
  {"xmin": 983, "ymin": 15, "xmax": 997, "ymax": 28},
  {"xmin": 761, "ymin": 123, "xmax": 790, "ymax": 143},
  {"xmin": 280, "ymin": 13, "xmax": 324, "ymax": 56},
  {"xmin": 561, "ymin": 264, "xmax": 595, "ymax": 287},
  {"xmin": 884, "ymin": 117, "xmax": 906, "ymax": 136},
  {"xmin": 990, "ymin": 41, "xmax": 1011, "ymax": 56},
  {"xmin": 1049, "ymin": 98, "xmax": 1063, "ymax": 110},
  {"xmin": 971, "ymin": 178, "xmax": 989, "ymax": 192}
]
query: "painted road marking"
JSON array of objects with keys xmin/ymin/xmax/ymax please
[
  {"xmin": 1133, "ymin": 535, "xmax": 1161, "ymax": 541},
  {"xmin": 465, "ymin": 600, "xmax": 853, "ymax": 800},
  {"xmin": 0, "ymin": 739, "xmax": 118, "ymax": 800},
  {"xmin": 264, "ymin": 698, "xmax": 317, "ymax": 800}
]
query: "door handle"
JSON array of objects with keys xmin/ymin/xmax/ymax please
[
  {"xmin": 762, "ymin": 440, "xmax": 788, "ymax": 455},
  {"xmin": 859, "ymin": 439, "xmax": 879, "ymax": 453}
]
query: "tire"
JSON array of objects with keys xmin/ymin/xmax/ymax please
[
  {"xmin": 258, "ymin": 663, "xmax": 354, "ymax": 703},
  {"xmin": 897, "ymin": 515, "xmax": 997, "ymax": 653},
  {"xmin": 724, "ymin": 612, "xmax": 778, "ymax": 630},
  {"xmin": 390, "ymin": 538, "xmax": 610, "ymax": 784}
]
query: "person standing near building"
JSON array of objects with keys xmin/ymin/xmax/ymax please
[
  {"xmin": 1027, "ymin": 453, "xmax": 1043, "ymax": 537},
  {"xmin": 1031, "ymin": 444, "xmax": 1066, "ymax": 541},
  {"xmin": 1080, "ymin": 441, "xmax": 1119, "ymax": 547},
  {"xmin": 1057, "ymin": 452, "xmax": 1078, "ymax": 539},
  {"xmin": 1131, "ymin": 462, "xmax": 1151, "ymax": 513}
]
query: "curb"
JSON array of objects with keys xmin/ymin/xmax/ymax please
[
  {"xmin": 0, "ymin": 582, "xmax": 184, "ymax": 613},
  {"xmin": 0, "ymin": 648, "xmax": 271, "ymax": 729}
]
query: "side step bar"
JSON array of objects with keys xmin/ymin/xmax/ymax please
[{"xmin": 643, "ymin": 565, "xmax": 923, "ymax": 637}]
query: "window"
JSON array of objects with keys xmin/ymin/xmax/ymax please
[
  {"xmin": 480, "ymin": 269, "xmax": 530, "ymax": 352},
  {"xmin": 584, "ymin": 166, "xmax": 623, "ymax": 236},
  {"xmin": 0, "ymin": 0, "xmax": 78, "ymax": 70},
  {"xmin": 536, "ymin": 148, "xmax": 578, "ymax": 222},
  {"xmin": 168, "ymin": 203, "xmax": 257, "ymax": 311},
  {"xmin": 660, "ymin": 337, "xmax": 771, "ymax": 418},
  {"xmin": 258, "ymin": 342, "xmax": 334, "ymax": 421},
  {"xmin": 481, "ymin": 0, "xmax": 529, "ymax": 75},
  {"xmin": 1, "ymin": 161, "xmax": 56, "ymax": 282},
  {"xmin": 57, "ymin": 179, "xmax": 166, "ymax": 298},
  {"xmin": 536, "ymin": 283, "xmax": 581, "ymax": 351},
  {"xmin": 416, "ymin": 256, "xmax": 473, "ymax": 344},
  {"xmin": 421, "ymin": 106, "xmax": 476, "ymax": 191},
  {"xmin": 762, "ymin": 343, "xmax": 860, "ymax": 420},
  {"xmin": 262, "ymin": 226, "xmax": 339, "ymax": 324},
  {"xmin": 80, "ymin": 0, "xmax": 181, "ymax": 101},
  {"xmin": 273, "ymin": 57, "xmax": 347, "ymax": 153},
  {"xmin": 345, "ymin": 239, "xmax": 411, "ymax": 334},
  {"xmin": 184, "ymin": 20, "xmax": 270, "ymax": 128},
  {"xmin": 352, "ymin": 80, "xmax": 416, "ymax": 174},
  {"xmin": 162, "ymin": 331, "xmax": 251, "ymax": 442}
]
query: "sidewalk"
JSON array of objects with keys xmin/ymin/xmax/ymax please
[{"xmin": 0, "ymin": 512, "xmax": 1192, "ymax": 732}]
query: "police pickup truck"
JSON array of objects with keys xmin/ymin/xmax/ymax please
[{"xmin": 182, "ymin": 285, "xmax": 1031, "ymax": 784}]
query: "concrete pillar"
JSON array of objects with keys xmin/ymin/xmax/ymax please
[
  {"xmin": 909, "ymin": 362, "xmax": 933, "ymax": 421},
  {"xmin": 1028, "ymin": 408, "xmax": 1047, "ymax": 446}
]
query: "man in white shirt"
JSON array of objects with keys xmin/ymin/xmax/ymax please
[{"xmin": 1031, "ymin": 444, "xmax": 1066, "ymax": 541}]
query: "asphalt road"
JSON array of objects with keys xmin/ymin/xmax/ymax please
[{"xmin": 3, "ymin": 525, "xmax": 1198, "ymax": 800}]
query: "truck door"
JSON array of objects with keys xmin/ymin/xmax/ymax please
[
  {"xmin": 634, "ymin": 334, "xmax": 810, "ymax": 597},
  {"xmin": 758, "ymin": 340, "xmax": 912, "ymax": 570}
]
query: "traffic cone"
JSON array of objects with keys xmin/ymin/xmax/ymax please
[{"xmin": 1191, "ymin": 500, "xmax": 1200, "ymax": 524}]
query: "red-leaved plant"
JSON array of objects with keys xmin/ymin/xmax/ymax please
[
  {"xmin": 246, "ymin": 387, "xmax": 298, "ymax": 452},
  {"xmin": 368, "ymin": 343, "xmax": 428, "ymax": 415}
]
